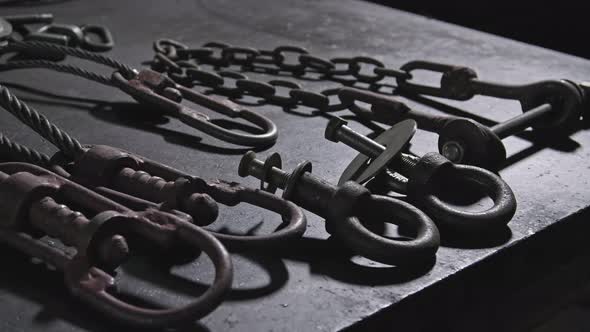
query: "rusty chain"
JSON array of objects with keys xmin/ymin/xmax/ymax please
[{"xmin": 149, "ymin": 39, "xmax": 413, "ymax": 114}]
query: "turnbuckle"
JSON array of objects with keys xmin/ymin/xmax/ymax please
[
  {"xmin": 111, "ymin": 69, "xmax": 278, "ymax": 147},
  {"xmin": 238, "ymin": 151, "xmax": 440, "ymax": 266},
  {"xmin": 325, "ymin": 118, "xmax": 517, "ymax": 233},
  {"xmin": 52, "ymin": 145, "xmax": 306, "ymax": 249},
  {"xmin": 0, "ymin": 162, "xmax": 232, "ymax": 328},
  {"xmin": 390, "ymin": 61, "xmax": 586, "ymax": 167}
]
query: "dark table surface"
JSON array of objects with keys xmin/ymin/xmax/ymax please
[{"xmin": 1, "ymin": 1, "xmax": 590, "ymax": 331}]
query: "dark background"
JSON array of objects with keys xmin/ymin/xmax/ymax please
[{"xmin": 370, "ymin": 1, "xmax": 590, "ymax": 59}]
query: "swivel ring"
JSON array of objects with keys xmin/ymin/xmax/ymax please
[
  {"xmin": 408, "ymin": 154, "xmax": 517, "ymax": 233},
  {"xmin": 327, "ymin": 190, "xmax": 440, "ymax": 266}
]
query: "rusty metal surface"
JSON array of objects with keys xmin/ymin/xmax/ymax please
[{"xmin": 1, "ymin": 0, "xmax": 590, "ymax": 331}]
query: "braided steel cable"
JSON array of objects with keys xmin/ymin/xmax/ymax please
[
  {"xmin": 1, "ymin": 41, "xmax": 137, "ymax": 78},
  {"xmin": 0, "ymin": 132, "xmax": 51, "ymax": 166},
  {"xmin": 0, "ymin": 60, "xmax": 113, "ymax": 86},
  {"xmin": 0, "ymin": 84, "xmax": 84, "ymax": 158}
]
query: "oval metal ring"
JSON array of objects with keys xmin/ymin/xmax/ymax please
[
  {"xmin": 350, "ymin": 56, "xmax": 386, "ymax": 83},
  {"xmin": 153, "ymin": 38, "xmax": 188, "ymax": 58},
  {"xmin": 417, "ymin": 163, "xmax": 517, "ymax": 233},
  {"xmin": 64, "ymin": 219, "xmax": 233, "ymax": 328},
  {"xmin": 266, "ymin": 80, "xmax": 301, "ymax": 107},
  {"xmin": 328, "ymin": 193, "xmax": 440, "ymax": 266},
  {"xmin": 204, "ymin": 183, "xmax": 307, "ymax": 250},
  {"xmin": 272, "ymin": 45, "xmax": 308, "ymax": 72}
]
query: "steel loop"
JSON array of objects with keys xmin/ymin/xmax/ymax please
[
  {"xmin": 186, "ymin": 68, "xmax": 225, "ymax": 87},
  {"xmin": 299, "ymin": 54, "xmax": 335, "ymax": 73},
  {"xmin": 349, "ymin": 56, "xmax": 386, "ymax": 83},
  {"xmin": 251, "ymin": 49, "xmax": 277, "ymax": 65},
  {"xmin": 213, "ymin": 70, "xmax": 248, "ymax": 95},
  {"xmin": 290, "ymin": 89, "xmax": 330, "ymax": 110},
  {"xmin": 202, "ymin": 41, "xmax": 231, "ymax": 66},
  {"xmin": 272, "ymin": 45, "xmax": 309, "ymax": 72},
  {"xmin": 153, "ymin": 39, "xmax": 188, "ymax": 59},
  {"xmin": 266, "ymin": 80, "xmax": 301, "ymax": 106},
  {"xmin": 177, "ymin": 47, "xmax": 214, "ymax": 61},
  {"xmin": 236, "ymin": 79, "xmax": 276, "ymax": 98},
  {"xmin": 221, "ymin": 46, "xmax": 260, "ymax": 66},
  {"xmin": 374, "ymin": 67, "xmax": 412, "ymax": 80},
  {"xmin": 327, "ymin": 57, "xmax": 355, "ymax": 76}
]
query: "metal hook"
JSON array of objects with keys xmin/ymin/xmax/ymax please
[
  {"xmin": 0, "ymin": 162, "xmax": 232, "ymax": 328},
  {"xmin": 111, "ymin": 69, "xmax": 278, "ymax": 147},
  {"xmin": 52, "ymin": 145, "xmax": 306, "ymax": 250},
  {"xmin": 326, "ymin": 118, "xmax": 517, "ymax": 233}
]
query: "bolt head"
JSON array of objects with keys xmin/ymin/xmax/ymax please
[
  {"xmin": 238, "ymin": 151, "xmax": 257, "ymax": 177},
  {"xmin": 441, "ymin": 141, "xmax": 465, "ymax": 163},
  {"xmin": 162, "ymin": 87, "xmax": 182, "ymax": 102},
  {"xmin": 325, "ymin": 117, "xmax": 348, "ymax": 142},
  {"xmin": 184, "ymin": 193, "xmax": 219, "ymax": 226},
  {"xmin": 97, "ymin": 234, "xmax": 129, "ymax": 269}
]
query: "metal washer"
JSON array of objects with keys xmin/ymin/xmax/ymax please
[{"xmin": 338, "ymin": 119, "xmax": 416, "ymax": 186}]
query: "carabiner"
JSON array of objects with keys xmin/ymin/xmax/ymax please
[
  {"xmin": 111, "ymin": 69, "xmax": 278, "ymax": 147},
  {"xmin": 326, "ymin": 118, "xmax": 517, "ymax": 233},
  {"xmin": 52, "ymin": 145, "xmax": 306, "ymax": 249},
  {"xmin": 0, "ymin": 162, "xmax": 232, "ymax": 328}
]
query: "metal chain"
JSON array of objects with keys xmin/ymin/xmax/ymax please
[
  {"xmin": 149, "ymin": 39, "xmax": 413, "ymax": 113},
  {"xmin": 0, "ymin": 132, "xmax": 51, "ymax": 166},
  {"xmin": 149, "ymin": 39, "xmax": 418, "ymax": 187}
]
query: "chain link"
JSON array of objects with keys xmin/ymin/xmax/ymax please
[{"xmin": 149, "ymin": 39, "xmax": 414, "ymax": 113}]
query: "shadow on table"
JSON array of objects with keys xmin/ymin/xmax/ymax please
[{"xmin": 0, "ymin": 244, "xmax": 211, "ymax": 332}]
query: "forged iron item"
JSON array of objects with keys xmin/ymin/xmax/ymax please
[
  {"xmin": 338, "ymin": 80, "xmax": 585, "ymax": 169},
  {"xmin": 238, "ymin": 151, "xmax": 440, "ymax": 265},
  {"xmin": 149, "ymin": 39, "xmax": 412, "ymax": 112},
  {"xmin": 325, "ymin": 118, "xmax": 517, "ymax": 233},
  {"xmin": 152, "ymin": 40, "xmax": 588, "ymax": 169},
  {"xmin": 112, "ymin": 69, "xmax": 278, "ymax": 147},
  {"xmin": 54, "ymin": 145, "xmax": 307, "ymax": 249},
  {"xmin": 0, "ymin": 41, "xmax": 278, "ymax": 147},
  {"xmin": 0, "ymin": 13, "xmax": 114, "ymax": 52},
  {"xmin": 392, "ymin": 61, "xmax": 587, "ymax": 168},
  {"xmin": 0, "ymin": 162, "xmax": 233, "ymax": 328},
  {"xmin": 0, "ymin": 81, "xmax": 302, "ymax": 249}
]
